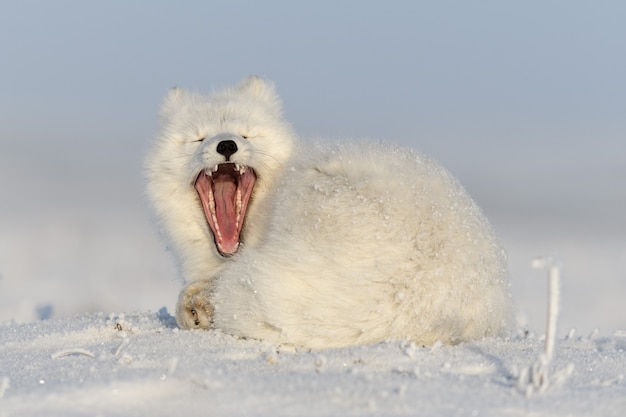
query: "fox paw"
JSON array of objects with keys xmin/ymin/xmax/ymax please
[{"xmin": 176, "ymin": 280, "xmax": 214, "ymax": 329}]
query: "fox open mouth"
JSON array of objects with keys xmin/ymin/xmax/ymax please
[{"xmin": 195, "ymin": 163, "xmax": 257, "ymax": 257}]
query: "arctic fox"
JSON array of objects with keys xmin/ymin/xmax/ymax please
[{"xmin": 145, "ymin": 76, "xmax": 513, "ymax": 349}]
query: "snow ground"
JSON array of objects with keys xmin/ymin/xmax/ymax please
[{"xmin": 1, "ymin": 310, "xmax": 625, "ymax": 417}]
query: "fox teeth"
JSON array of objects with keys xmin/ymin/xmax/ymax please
[
  {"xmin": 233, "ymin": 163, "xmax": 247, "ymax": 174},
  {"xmin": 204, "ymin": 163, "xmax": 247, "ymax": 175}
]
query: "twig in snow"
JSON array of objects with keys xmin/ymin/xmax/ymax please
[
  {"xmin": 51, "ymin": 348, "xmax": 95, "ymax": 360},
  {"xmin": 516, "ymin": 256, "xmax": 574, "ymax": 396},
  {"xmin": 531, "ymin": 256, "xmax": 561, "ymax": 362}
]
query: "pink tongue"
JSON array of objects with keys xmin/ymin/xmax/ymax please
[{"xmin": 213, "ymin": 177, "xmax": 239, "ymax": 252}]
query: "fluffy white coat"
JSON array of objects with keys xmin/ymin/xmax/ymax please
[{"xmin": 145, "ymin": 77, "xmax": 513, "ymax": 349}]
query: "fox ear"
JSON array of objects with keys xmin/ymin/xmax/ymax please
[
  {"xmin": 235, "ymin": 75, "xmax": 278, "ymax": 102},
  {"xmin": 160, "ymin": 86, "xmax": 188, "ymax": 115}
]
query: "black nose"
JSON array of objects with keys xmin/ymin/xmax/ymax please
[{"xmin": 216, "ymin": 140, "xmax": 238, "ymax": 160}]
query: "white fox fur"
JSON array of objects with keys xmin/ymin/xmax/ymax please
[{"xmin": 145, "ymin": 76, "xmax": 513, "ymax": 349}]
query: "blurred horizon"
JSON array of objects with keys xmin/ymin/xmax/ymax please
[{"xmin": 1, "ymin": 1, "xmax": 625, "ymax": 335}]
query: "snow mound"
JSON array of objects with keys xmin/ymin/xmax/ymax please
[{"xmin": 1, "ymin": 310, "xmax": 625, "ymax": 416}]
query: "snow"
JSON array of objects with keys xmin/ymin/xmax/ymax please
[{"xmin": 0, "ymin": 309, "xmax": 624, "ymax": 416}]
